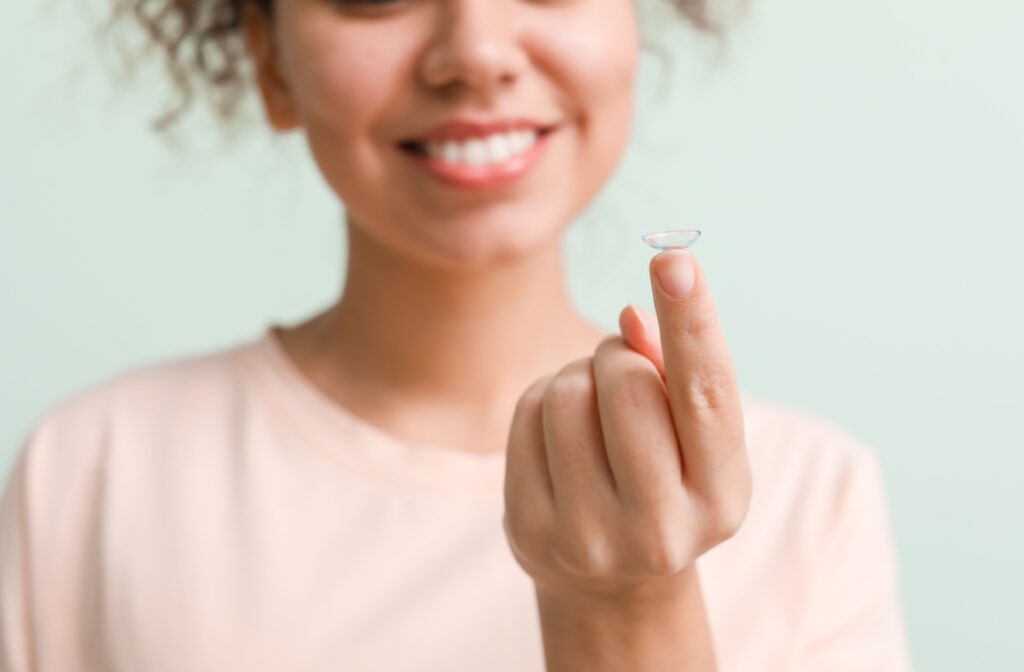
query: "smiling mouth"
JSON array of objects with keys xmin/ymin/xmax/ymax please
[{"xmin": 397, "ymin": 127, "xmax": 557, "ymax": 166}]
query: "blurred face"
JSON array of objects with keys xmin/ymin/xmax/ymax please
[{"xmin": 247, "ymin": 0, "xmax": 640, "ymax": 269}]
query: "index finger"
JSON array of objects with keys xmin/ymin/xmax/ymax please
[{"xmin": 648, "ymin": 249, "xmax": 746, "ymax": 497}]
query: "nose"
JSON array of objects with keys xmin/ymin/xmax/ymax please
[{"xmin": 418, "ymin": 0, "xmax": 529, "ymax": 99}]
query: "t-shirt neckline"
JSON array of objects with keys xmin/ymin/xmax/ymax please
[{"xmin": 245, "ymin": 324, "xmax": 508, "ymax": 498}]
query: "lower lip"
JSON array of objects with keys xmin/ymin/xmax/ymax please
[{"xmin": 399, "ymin": 130, "xmax": 555, "ymax": 191}]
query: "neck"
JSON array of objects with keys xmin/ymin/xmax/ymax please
[{"xmin": 292, "ymin": 215, "xmax": 608, "ymax": 433}]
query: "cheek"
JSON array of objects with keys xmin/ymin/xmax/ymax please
[
  {"xmin": 529, "ymin": 4, "xmax": 640, "ymax": 163},
  {"xmin": 276, "ymin": 12, "xmax": 408, "ymax": 159},
  {"xmin": 274, "ymin": 12, "xmax": 427, "ymax": 214}
]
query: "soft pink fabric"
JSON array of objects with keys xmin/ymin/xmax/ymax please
[{"xmin": 0, "ymin": 326, "xmax": 913, "ymax": 671}]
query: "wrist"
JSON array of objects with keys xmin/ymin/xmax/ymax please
[
  {"xmin": 536, "ymin": 562, "xmax": 702, "ymax": 616},
  {"xmin": 534, "ymin": 564, "xmax": 717, "ymax": 672}
]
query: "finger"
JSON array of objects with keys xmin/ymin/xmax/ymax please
[
  {"xmin": 619, "ymin": 304, "xmax": 665, "ymax": 377},
  {"xmin": 504, "ymin": 375, "xmax": 557, "ymax": 532},
  {"xmin": 648, "ymin": 249, "xmax": 747, "ymax": 499},
  {"xmin": 541, "ymin": 357, "xmax": 619, "ymax": 518},
  {"xmin": 591, "ymin": 335, "xmax": 684, "ymax": 513}
]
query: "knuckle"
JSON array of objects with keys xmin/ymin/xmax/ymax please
[
  {"xmin": 558, "ymin": 356, "xmax": 594, "ymax": 376},
  {"xmin": 642, "ymin": 530, "xmax": 687, "ymax": 576},
  {"xmin": 504, "ymin": 517, "xmax": 545, "ymax": 574},
  {"xmin": 705, "ymin": 494, "xmax": 750, "ymax": 545},
  {"xmin": 632, "ymin": 511, "xmax": 688, "ymax": 576},
  {"xmin": 554, "ymin": 528, "xmax": 615, "ymax": 579},
  {"xmin": 516, "ymin": 375, "xmax": 553, "ymax": 412},
  {"xmin": 610, "ymin": 506, "xmax": 684, "ymax": 573},
  {"xmin": 503, "ymin": 506, "xmax": 551, "ymax": 553},
  {"xmin": 593, "ymin": 334, "xmax": 625, "ymax": 359},
  {"xmin": 545, "ymin": 361, "xmax": 595, "ymax": 408},
  {"xmin": 686, "ymin": 368, "xmax": 736, "ymax": 414}
]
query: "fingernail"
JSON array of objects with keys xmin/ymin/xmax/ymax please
[{"xmin": 655, "ymin": 250, "xmax": 696, "ymax": 298}]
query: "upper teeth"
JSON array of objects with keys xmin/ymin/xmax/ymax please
[{"xmin": 419, "ymin": 130, "xmax": 539, "ymax": 166}]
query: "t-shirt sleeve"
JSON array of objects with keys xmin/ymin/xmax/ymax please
[
  {"xmin": 0, "ymin": 438, "xmax": 38, "ymax": 672},
  {"xmin": 0, "ymin": 409, "xmax": 106, "ymax": 672},
  {"xmin": 793, "ymin": 437, "xmax": 914, "ymax": 670}
]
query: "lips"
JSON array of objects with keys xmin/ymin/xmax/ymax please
[{"xmin": 397, "ymin": 125, "xmax": 558, "ymax": 190}]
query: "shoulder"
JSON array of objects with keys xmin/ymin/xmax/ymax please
[
  {"xmin": 6, "ymin": 335, "xmax": 263, "ymax": 496},
  {"xmin": 740, "ymin": 391, "xmax": 885, "ymax": 486},
  {"xmin": 39, "ymin": 336, "xmax": 256, "ymax": 431},
  {"xmin": 29, "ymin": 359, "xmax": 225, "ymax": 448},
  {"xmin": 736, "ymin": 392, "xmax": 894, "ymax": 553},
  {"xmin": 720, "ymin": 400, "xmax": 910, "ymax": 668}
]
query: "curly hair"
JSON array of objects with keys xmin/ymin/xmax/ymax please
[{"xmin": 102, "ymin": 0, "xmax": 725, "ymax": 136}]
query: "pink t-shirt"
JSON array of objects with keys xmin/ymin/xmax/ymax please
[{"xmin": 0, "ymin": 326, "xmax": 913, "ymax": 671}]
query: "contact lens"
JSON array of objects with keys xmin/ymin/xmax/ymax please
[{"xmin": 640, "ymin": 229, "xmax": 702, "ymax": 250}]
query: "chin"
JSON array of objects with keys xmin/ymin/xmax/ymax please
[{"xmin": 385, "ymin": 202, "xmax": 572, "ymax": 273}]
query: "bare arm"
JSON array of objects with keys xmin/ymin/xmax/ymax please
[{"xmin": 536, "ymin": 565, "xmax": 716, "ymax": 672}]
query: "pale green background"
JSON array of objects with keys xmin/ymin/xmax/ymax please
[{"xmin": 2, "ymin": 0, "xmax": 1022, "ymax": 668}]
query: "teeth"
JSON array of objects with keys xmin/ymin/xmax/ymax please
[
  {"xmin": 486, "ymin": 134, "xmax": 511, "ymax": 163},
  {"xmin": 441, "ymin": 142, "xmax": 460, "ymax": 164},
  {"xmin": 464, "ymin": 139, "xmax": 487, "ymax": 166},
  {"xmin": 421, "ymin": 129, "xmax": 540, "ymax": 166}
]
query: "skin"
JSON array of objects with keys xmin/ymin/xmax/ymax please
[
  {"xmin": 509, "ymin": 252, "xmax": 751, "ymax": 669},
  {"xmin": 242, "ymin": 0, "xmax": 752, "ymax": 668},
  {"xmin": 242, "ymin": 0, "xmax": 638, "ymax": 454}
]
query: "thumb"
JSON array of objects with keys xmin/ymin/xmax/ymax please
[{"xmin": 618, "ymin": 304, "xmax": 666, "ymax": 377}]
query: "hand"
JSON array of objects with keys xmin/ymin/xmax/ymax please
[{"xmin": 503, "ymin": 249, "xmax": 752, "ymax": 607}]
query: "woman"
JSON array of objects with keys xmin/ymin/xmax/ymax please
[{"xmin": 0, "ymin": 0, "xmax": 912, "ymax": 669}]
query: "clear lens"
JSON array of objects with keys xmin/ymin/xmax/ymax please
[{"xmin": 640, "ymin": 229, "xmax": 702, "ymax": 250}]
